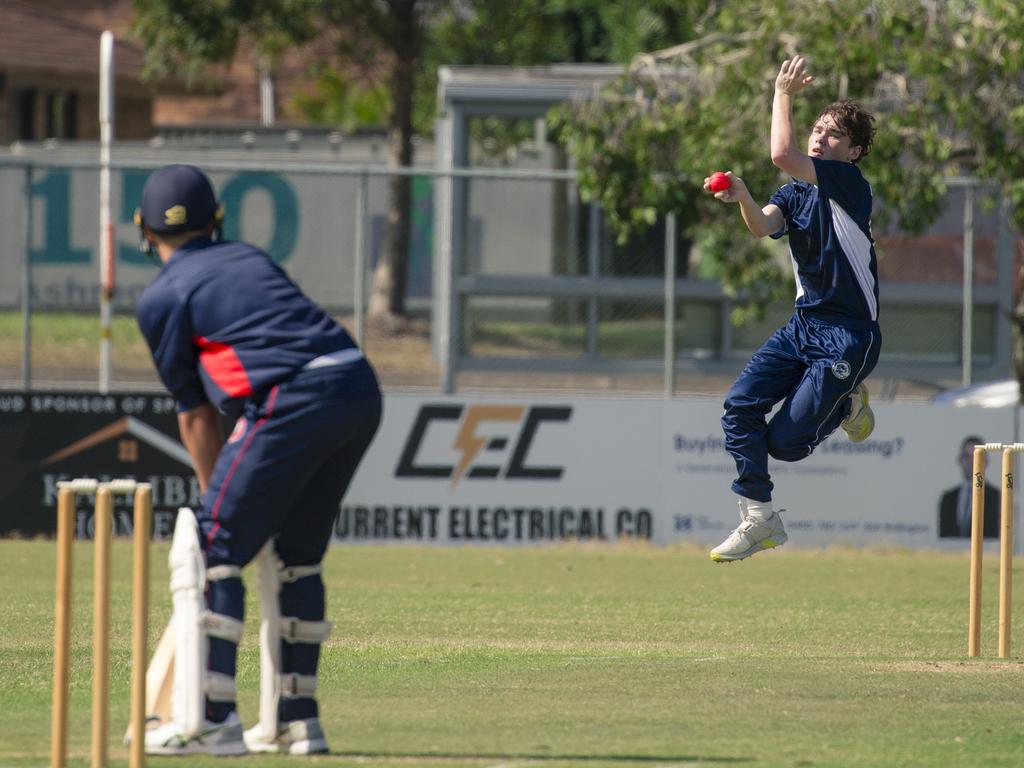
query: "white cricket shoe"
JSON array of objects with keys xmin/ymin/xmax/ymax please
[
  {"xmin": 143, "ymin": 711, "xmax": 247, "ymax": 756},
  {"xmin": 244, "ymin": 718, "xmax": 329, "ymax": 755},
  {"xmin": 710, "ymin": 512, "xmax": 788, "ymax": 562},
  {"xmin": 841, "ymin": 383, "xmax": 874, "ymax": 443}
]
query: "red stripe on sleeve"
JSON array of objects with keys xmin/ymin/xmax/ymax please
[{"xmin": 192, "ymin": 335, "xmax": 253, "ymax": 397}]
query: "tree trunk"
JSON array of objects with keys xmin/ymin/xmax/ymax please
[{"xmin": 367, "ymin": 0, "xmax": 417, "ymax": 326}]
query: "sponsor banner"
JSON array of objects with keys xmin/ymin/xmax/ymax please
[
  {"xmin": 348, "ymin": 395, "xmax": 1020, "ymax": 549},
  {"xmin": 664, "ymin": 399, "xmax": 1017, "ymax": 549},
  {"xmin": 0, "ymin": 392, "xmax": 217, "ymax": 538},
  {"xmin": 341, "ymin": 396, "xmax": 661, "ymax": 544},
  {"xmin": 0, "ymin": 390, "xmax": 1018, "ymax": 551}
]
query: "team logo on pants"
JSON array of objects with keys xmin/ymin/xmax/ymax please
[{"xmin": 831, "ymin": 360, "xmax": 852, "ymax": 380}]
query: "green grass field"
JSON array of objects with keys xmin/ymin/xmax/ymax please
[{"xmin": 1, "ymin": 540, "xmax": 1023, "ymax": 768}]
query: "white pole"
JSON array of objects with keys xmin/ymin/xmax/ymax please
[
  {"xmin": 259, "ymin": 58, "xmax": 275, "ymax": 127},
  {"xmin": 99, "ymin": 30, "xmax": 114, "ymax": 393}
]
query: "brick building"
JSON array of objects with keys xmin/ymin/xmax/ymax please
[
  {"xmin": 0, "ymin": 1, "xmax": 154, "ymax": 143},
  {"xmin": 0, "ymin": 0, "xmax": 343, "ymax": 144}
]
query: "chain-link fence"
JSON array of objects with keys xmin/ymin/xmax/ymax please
[{"xmin": 0, "ymin": 150, "xmax": 1015, "ymax": 400}]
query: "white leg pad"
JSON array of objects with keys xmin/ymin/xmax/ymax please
[
  {"xmin": 280, "ymin": 617, "xmax": 333, "ymax": 644},
  {"xmin": 168, "ymin": 507, "xmax": 206, "ymax": 738},
  {"xmin": 280, "ymin": 564, "xmax": 324, "ymax": 583},
  {"xmin": 255, "ymin": 542, "xmax": 283, "ymax": 742},
  {"xmin": 205, "ymin": 671, "xmax": 238, "ymax": 702},
  {"xmin": 203, "ymin": 611, "xmax": 245, "ymax": 643},
  {"xmin": 202, "ymin": 563, "xmax": 244, "ymax": 647},
  {"xmin": 280, "ymin": 673, "xmax": 319, "ymax": 698}
]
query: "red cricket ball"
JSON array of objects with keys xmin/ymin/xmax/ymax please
[{"xmin": 708, "ymin": 172, "xmax": 731, "ymax": 192}]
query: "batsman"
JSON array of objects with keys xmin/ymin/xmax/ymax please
[{"xmin": 132, "ymin": 164, "xmax": 382, "ymax": 755}]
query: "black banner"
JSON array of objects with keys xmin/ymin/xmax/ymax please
[{"xmin": 0, "ymin": 392, "xmax": 206, "ymax": 538}]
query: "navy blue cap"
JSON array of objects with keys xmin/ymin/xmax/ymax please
[{"xmin": 137, "ymin": 164, "xmax": 220, "ymax": 233}]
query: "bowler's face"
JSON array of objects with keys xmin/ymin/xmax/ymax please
[{"xmin": 807, "ymin": 114, "xmax": 861, "ymax": 163}]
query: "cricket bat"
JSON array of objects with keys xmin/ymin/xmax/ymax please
[
  {"xmin": 124, "ymin": 619, "xmax": 174, "ymax": 742},
  {"xmin": 146, "ymin": 620, "xmax": 175, "ymax": 724}
]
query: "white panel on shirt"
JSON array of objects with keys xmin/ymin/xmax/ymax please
[
  {"xmin": 829, "ymin": 200, "xmax": 878, "ymax": 320},
  {"xmin": 789, "ymin": 252, "xmax": 805, "ymax": 300}
]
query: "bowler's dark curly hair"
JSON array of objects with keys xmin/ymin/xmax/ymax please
[{"xmin": 818, "ymin": 100, "xmax": 876, "ymax": 164}]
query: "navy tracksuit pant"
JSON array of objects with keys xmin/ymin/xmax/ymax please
[
  {"xmin": 722, "ymin": 310, "xmax": 880, "ymax": 503},
  {"xmin": 197, "ymin": 357, "xmax": 381, "ymax": 723}
]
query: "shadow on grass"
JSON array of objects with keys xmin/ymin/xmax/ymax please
[{"xmin": 330, "ymin": 751, "xmax": 752, "ymax": 764}]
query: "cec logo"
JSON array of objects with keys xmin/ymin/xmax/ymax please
[{"xmin": 396, "ymin": 404, "xmax": 571, "ymax": 486}]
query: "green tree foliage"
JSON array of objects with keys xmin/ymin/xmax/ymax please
[
  {"xmin": 292, "ymin": 69, "xmax": 391, "ymax": 131},
  {"xmin": 419, "ymin": 1, "xmax": 706, "ymax": 156},
  {"xmin": 551, "ymin": 0, "xmax": 1024, "ymax": 322}
]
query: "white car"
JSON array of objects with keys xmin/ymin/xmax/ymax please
[{"xmin": 931, "ymin": 379, "xmax": 1020, "ymax": 408}]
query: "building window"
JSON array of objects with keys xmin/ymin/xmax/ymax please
[
  {"xmin": 46, "ymin": 91, "xmax": 77, "ymax": 139},
  {"xmin": 16, "ymin": 87, "xmax": 36, "ymax": 140}
]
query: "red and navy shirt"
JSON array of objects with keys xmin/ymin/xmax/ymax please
[{"xmin": 137, "ymin": 237, "xmax": 358, "ymax": 414}]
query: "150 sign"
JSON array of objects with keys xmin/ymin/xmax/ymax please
[{"xmin": 29, "ymin": 169, "xmax": 299, "ymax": 265}]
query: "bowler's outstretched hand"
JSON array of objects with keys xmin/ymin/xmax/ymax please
[{"xmin": 776, "ymin": 55, "xmax": 814, "ymax": 95}]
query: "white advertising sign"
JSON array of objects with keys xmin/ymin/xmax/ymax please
[
  {"xmin": 664, "ymin": 399, "xmax": 1016, "ymax": 549},
  {"xmin": 340, "ymin": 394, "xmax": 662, "ymax": 544},
  {"xmin": 340, "ymin": 393, "xmax": 1019, "ymax": 551}
]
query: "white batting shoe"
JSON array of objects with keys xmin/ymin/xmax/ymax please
[
  {"xmin": 710, "ymin": 512, "xmax": 788, "ymax": 562},
  {"xmin": 841, "ymin": 383, "xmax": 874, "ymax": 443},
  {"xmin": 143, "ymin": 711, "xmax": 247, "ymax": 756},
  {"xmin": 244, "ymin": 718, "xmax": 329, "ymax": 755}
]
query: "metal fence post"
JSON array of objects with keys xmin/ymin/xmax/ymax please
[
  {"xmin": 962, "ymin": 182, "xmax": 975, "ymax": 386},
  {"xmin": 22, "ymin": 164, "xmax": 33, "ymax": 391},
  {"xmin": 995, "ymin": 188, "xmax": 1014, "ymax": 376},
  {"xmin": 586, "ymin": 201, "xmax": 600, "ymax": 357},
  {"xmin": 664, "ymin": 212, "xmax": 677, "ymax": 398},
  {"xmin": 435, "ymin": 111, "xmax": 465, "ymax": 395},
  {"xmin": 353, "ymin": 172, "xmax": 368, "ymax": 348}
]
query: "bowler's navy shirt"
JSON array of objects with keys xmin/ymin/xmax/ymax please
[
  {"xmin": 137, "ymin": 237, "xmax": 357, "ymax": 414},
  {"xmin": 768, "ymin": 157, "xmax": 879, "ymax": 327}
]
